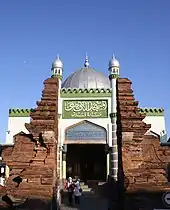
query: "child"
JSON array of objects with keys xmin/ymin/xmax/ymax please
[{"xmin": 74, "ymin": 178, "xmax": 82, "ymax": 205}]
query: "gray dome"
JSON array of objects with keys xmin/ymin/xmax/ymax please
[{"xmin": 62, "ymin": 67, "xmax": 110, "ymax": 89}]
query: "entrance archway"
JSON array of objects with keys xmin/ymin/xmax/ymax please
[
  {"xmin": 66, "ymin": 144, "xmax": 106, "ymax": 181},
  {"xmin": 64, "ymin": 120, "xmax": 107, "ymax": 182}
]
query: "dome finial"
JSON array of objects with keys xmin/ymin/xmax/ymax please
[
  {"xmin": 109, "ymin": 53, "xmax": 120, "ymax": 68},
  {"xmin": 84, "ymin": 53, "xmax": 90, "ymax": 68},
  {"xmin": 112, "ymin": 54, "xmax": 115, "ymax": 59},
  {"xmin": 56, "ymin": 54, "xmax": 60, "ymax": 60}
]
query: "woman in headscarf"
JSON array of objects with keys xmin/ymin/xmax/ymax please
[
  {"xmin": 74, "ymin": 178, "xmax": 82, "ymax": 205},
  {"xmin": 65, "ymin": 177, "xmax": 74, "ymax": 205}
]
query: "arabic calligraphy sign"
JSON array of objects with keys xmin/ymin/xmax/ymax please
[{"xmin": 62, "ymin": 100, "xmax": 108, "ymax": 119}]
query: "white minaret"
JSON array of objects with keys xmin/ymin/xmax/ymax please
[
  {"xmin": 108, "ymin": 54, "xmax": 120, "ymax": 181},
  {"xmin": 51, "ymin": 55, "xmax": 63, "ymax": 179},
  {"xmin": 51, "ymin": 54, "xmax": 63, "ymax": 114},
  {"xmin": 51, "ymin": 55, "xmax": 63, "ymax": 89}
]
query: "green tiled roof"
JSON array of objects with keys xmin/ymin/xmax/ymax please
[
  {"xmin": 138, "ymin": 108, "xmax": 164, "ymax": 116},
  {"xmin": 9, "ymin": 109, "xmax": 34, "ymax": 117},
  {"xmin": 61, "ymin": 88, "xmax": 112, "ymax": 98},
  {"xmin": 8, "ymin": 107, "xmax": 165, "ymax": 117}
]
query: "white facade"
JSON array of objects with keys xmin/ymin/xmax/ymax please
[
  {"xmin": 5, "ymin": 116, "xmax": 30, "ymax": 145},
  {"xmin": 59, "ymin": 96, "xmax": 111, "ymax": 146},
  {"xmin": 143, "ymin": 115, "xmax": 166, "ymax": 135},
  {"xmin": 5, "ymin": 107, "xmax": 166, "ymax": 145}
]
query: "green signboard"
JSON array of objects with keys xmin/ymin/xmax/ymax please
[{"xmin": 62, "ymin": 100, "xmax": 108, "ymax": 119}]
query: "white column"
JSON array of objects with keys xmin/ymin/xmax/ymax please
[
  {"xmin": 110, "ymin": 78, "xmax": 118, "ymax": 180},
  {"xmin": 60, "ymin": 150, "xmax": 62, "ymax": 179},
  {"xmin": 62, "ymin": 153, "xmax": 66, "ymax": 179}
]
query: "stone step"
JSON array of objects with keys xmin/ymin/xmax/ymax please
[
  {"xmin": 82, "ymin": 188, "xmax": 92, "ymax": 192},
  {"xmin": 81, "ymin": 186, "xmax": 92, "ymax": 192},
  {"xmin": 80, "ymin": 182, "xmax": 93, "ymax": 192},
  {"xmin": 81, "ymin": 185, "xmax": 89, "ymax": 189},
  {"xmin": 98, "ymin": 182, "xmax": 106, "ymax": 186}
]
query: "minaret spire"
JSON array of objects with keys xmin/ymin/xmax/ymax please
[
  {"xmin": 56, "ymin": 54, "xmax": 60, "ymax": 60},
  {"xmin": 84, "ymin": 53, "xmax": 90, "ymax": 68}
]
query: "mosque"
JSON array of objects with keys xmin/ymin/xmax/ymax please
[{"xmin": 4, "ymin": 55, "xmax": 167, "ymax": 182}]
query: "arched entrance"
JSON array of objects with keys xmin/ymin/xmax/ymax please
[{"xmin": 64, "ymin": 120, "xmax": 107, "ymax": 182}]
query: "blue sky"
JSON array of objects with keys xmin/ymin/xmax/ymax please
[{"xmin": 0, "ymin": 0, "xmax": 170, "ymax": 143}]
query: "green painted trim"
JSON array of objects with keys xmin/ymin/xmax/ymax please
[
  {"xmin": 138, "ymin": 108, "xmax": 164, "ymax": 116},
  {"xmin": 61, "ymin": 88, "xmax": 112, "ymax": 98},
  {"xmin": 9, "ymin": 108, "xmax": 63, "ymax": 117},
  {"xmin": 109, "ymin": 74, "xmax": 120, "ymax": 80},
  {"xmin": 56, "ymin": 75, "xmax": 63, "ymax": 80},
  {"xmin": 51, "ymin": 74, "xmax": 63, "ymax": 80},
  {"xmin": 110, "ymin": 113, "xmax": 117, "ymax": 118},
  {"xmin": 9, "ymin": 109, "xmax": 34, "ymax": 117},
  {"xmin": 8, "ymin": 107, "xmax": 164, "ymax": 117}
]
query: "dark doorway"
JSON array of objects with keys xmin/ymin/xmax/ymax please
[{"xmin": 66, "ymin": 144, "xmax": 106, "ymax": 182}]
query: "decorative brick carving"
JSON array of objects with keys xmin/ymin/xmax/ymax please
[
  {"xmin": 1, "ymin": 77, "xmax": 59, "ymax": 206},
  {"xmin": 117, "ymin": 78, "xmax": 170, "ymax": 191},
  {"xmin": 25, "ymin": 77, "xmax": 59, "ymax": 140}
]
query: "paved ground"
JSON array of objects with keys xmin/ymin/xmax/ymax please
[{"xmin": 61, "ymin": 193, "xmax": 108, "ymax": 210}]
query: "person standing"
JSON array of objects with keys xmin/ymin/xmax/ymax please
[
  {"xmin": 0, "ymin": 176, "xmax": 5, "ymax": 186},
  {"xmin": 74, "ymin": 178, "xmax": 82, "ymax": 205},
  {"xmin": 65, "ymin": 177, "xmax": 74, "ymax": 206}
]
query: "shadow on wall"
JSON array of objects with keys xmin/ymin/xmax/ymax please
[
  {"xmin": 0, "ymin": 190, "xmax": 59, "ymax": 210},
  {"xmin": 124, "ymin": 190, "xmax": 170, "ymax": 210}
]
